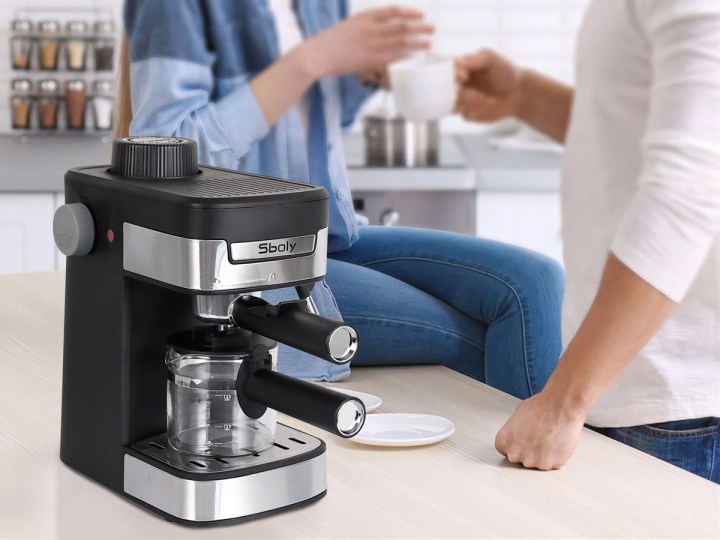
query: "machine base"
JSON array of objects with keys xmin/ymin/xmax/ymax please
[
  {"xmin": 123, "ymin": 424, "xmax": 327, "ymax": 525},
  {"xmin": 125, "ymin": 489, "xmax": 327, "ymax": 527}
]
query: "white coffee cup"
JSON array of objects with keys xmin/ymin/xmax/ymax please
[{"xmin": 389, "ymin": 56, "xmax": 456, "ymax": 122}]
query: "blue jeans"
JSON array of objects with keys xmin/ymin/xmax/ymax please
[
  {"xmin": 326, "ymin": 227, "xmax": 565, "ymax": 399},
  {"xmin": 591, "ymin": 418, "xmax": 720, "ymax": 483}
]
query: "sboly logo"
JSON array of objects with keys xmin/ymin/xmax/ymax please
[{"xmin": 258, "ymin": 241, "xmax": 297, "ymax": 255}]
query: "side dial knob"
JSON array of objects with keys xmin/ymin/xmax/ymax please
[{"xmin": 53, "ymin": 203, "xmax": 95, "ymax": 256}]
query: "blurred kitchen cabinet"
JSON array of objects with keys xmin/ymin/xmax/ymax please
[
  {"xmin": 0, "ymin": 194, "xmax": 57, "ymax": 274},
  {"xmin": 353, "ymin": 190, "xmax": 476, "ymax": 236},
  {"xmin": 476, "ymin": 191, "xmax": 563, "ymax": 264}
]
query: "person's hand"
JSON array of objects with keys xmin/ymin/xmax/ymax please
[
  {"xmin": 305, "ymin": 6, "xmax": 434, "ymax": 79},
  {"xmin": 357, "ymin": 66, "xmax": 390, "ymax": 89},
  {"xmin": 494, "ymin": 390, "xmax": 586, "ymax": 471},
  {"xmin": 455, "ymin": 49, "xmax": 525, "ymax": 123}
]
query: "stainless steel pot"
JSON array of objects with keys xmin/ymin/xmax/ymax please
[{"xmin": 364, "ymin": 114, "xmax": 439, "ymax": 167}]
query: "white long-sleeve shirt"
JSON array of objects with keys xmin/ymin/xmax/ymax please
[{"xmin": 562, "ymin": 0, "xmax": 720, "ymax": 427}]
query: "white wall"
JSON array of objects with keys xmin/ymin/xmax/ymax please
[
  {"xmin": 0, "ymin": 0, "xmax": 589, "ymax": 133},
  {"xmin": 353, "ymin": 0, "xmax": 588, "ymax": 82},
  {"xmin": 352, "ymin": 0, "xmax": 589, "ymax": 131}
]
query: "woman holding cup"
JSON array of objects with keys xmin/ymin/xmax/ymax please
[{"xmin": 119, "ymin": 1, "xmax": 564, "ymax": 400}]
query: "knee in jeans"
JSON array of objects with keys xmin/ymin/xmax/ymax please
[{"xmin": 516, "ymin": 253, "xmax": 565, "ymax": 296}]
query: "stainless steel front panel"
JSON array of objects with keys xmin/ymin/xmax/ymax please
[
  {"xmin": 123, "ymin": 224, "xmax": 328, "ymax": 292},
  {"xmin": 230, "ymin": 234, "xmax": 316, "ymax": 262},
  {"xmin": 124, "ymin": 425, "xmax": 327, "ymax": 522}
]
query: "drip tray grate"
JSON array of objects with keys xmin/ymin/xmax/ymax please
[{"xmin": 130, "ymin": 424, "xmax": 322, "ymax": 474}]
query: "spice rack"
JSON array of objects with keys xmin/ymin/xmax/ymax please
[{"xmin": 9, "ymin": 8, "xmax": 119, "ymax": 135}]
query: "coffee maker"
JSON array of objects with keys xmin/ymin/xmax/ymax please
[{"xmin": 53, "ymin": 136, "xmax": 365, "ymax": 525}]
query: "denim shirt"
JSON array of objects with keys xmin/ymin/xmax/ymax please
[{"xmin": 124, "ymin": 0, "xmax": 373, "ymax": 380}]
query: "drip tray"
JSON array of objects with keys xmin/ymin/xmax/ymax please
[{"xmin": 130, "ymin": 424, "xmax": 322, "ymax": 474}]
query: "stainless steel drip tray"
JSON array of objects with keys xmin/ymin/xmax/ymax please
[
  {"xmin": 125, "ymin": 424, "xmax": 327, "ymax": 523},
  {"xmin": 129, "ymin": 424, "xmax": 323, "ymax": 475}
]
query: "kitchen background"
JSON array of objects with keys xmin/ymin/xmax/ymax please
[{"xmin": 0, "ymin": 0, "xmax": 589, "ymax": 274}]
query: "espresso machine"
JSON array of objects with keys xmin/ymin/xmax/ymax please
[{"xmin": 53, "ymin": 136, "xmax": 365, "ymax": 525}]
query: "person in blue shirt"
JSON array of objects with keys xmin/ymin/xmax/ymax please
[{"xmin": 119, "ymin": 0, "xmax": 565, "ymax": 400}]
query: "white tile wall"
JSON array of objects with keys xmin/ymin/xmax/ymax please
[
  {"xmin": 352, "ymin": 0, "xmax": 588, "ymax": 80},
  {"xmin": 0, "ymin": 0, "xmax": 589, "ymax": 133},
  {"xmin": 352, "ymin": 0, "xmax": 590, "ymax": 131}
]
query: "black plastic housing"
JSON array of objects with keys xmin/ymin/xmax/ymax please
[
  {"xmin": 59, "ymin": 163, "xmax": 330, "ymax": 498},
  {"xmin": 65, "ymin": 164, "xmax": 329, "ymax": 242}
]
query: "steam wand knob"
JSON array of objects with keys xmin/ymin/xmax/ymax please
[{"xmin": 230, "ymin": 296, "xmax": 358, "ymax": 365}]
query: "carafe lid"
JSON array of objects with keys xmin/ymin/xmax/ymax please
[
  {"xmin": 11, "ymin": 20, "xmax": 33, "ymax": 33},
  {"xmin": 167, "ymin": 326, "xmax": 275, "ymax": 355},
  {"xmin": 92, "ymin": 80, "xmax": 113, "ymax": 95},
  {"xmin": 65, "ymin": 80, "xmax": 86, "ymax": 92},
  {"xmin": 38, "ymin": 21, "xmax": 60, "ymax": 34},
  {"xmin": 94, "ymin": 21, "xmax": 115, "ymax": 35},
  {"xmin": 37, "ymin": 79, "xmax": 59, "ymax": 94},
  {"xmin": 66, "ymin": 21, "xmax": 88, "ymax": 34},
  {"xmin": 110, "ymin": 136, "xmax": 199, "ymax": 179},
  {"xmin": 11, "ymin": 79, "xmax": 32, "ymax": 93}
]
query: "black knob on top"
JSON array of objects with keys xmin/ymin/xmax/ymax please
[{"xmin": 110, "ymin": 136, "xmax": 198, "ymax": 179}]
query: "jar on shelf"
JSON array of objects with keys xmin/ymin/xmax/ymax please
[
  {"xmin": 65, "ymin": 80, "xmax": 87, "ymax": 130},
  {"xmin": 93, "ymin": 21, "xmax": 115, "ymax": 71},
  {"xmin": 38, "ymin": 21, "xmax": 61, "ymax": 71},
  {"xmin": 66, "ymin": 21, "xmax": 89, "ymax": 71},
  {"xmin": 10, "ymin": 20, "xmax": 34, "ymax": 70},
  {"xmin": 91, "ymin": 80, "xmax": 114, "ymax": 131},
  {"xmin": 37, "ymin": 79, "xmax": 60, "ymax": 130},
  {"xmin": 10, "ymin": 79, "xmax": 33, "ymax": 130}
]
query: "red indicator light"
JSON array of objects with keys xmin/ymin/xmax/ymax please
[{"xmin": 107, "ymin": 229, "xmax": 115, "ymax": 243}]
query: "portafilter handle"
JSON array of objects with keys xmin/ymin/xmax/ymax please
[
  {"xmin": 236, "ymin": 346, "xmax": 366, "ymax": 438},
  {"xmin": 229, "ymin": 295, "xmax": 359, "ymax": 365}
]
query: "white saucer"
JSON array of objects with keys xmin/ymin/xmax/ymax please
[
  {"xmin": 350, "ymin": 413, "xmax": 455, "ymax": 447},
  {"xmin": 322, "ymin": 386, "xmax": 382, "ymax": 412}
]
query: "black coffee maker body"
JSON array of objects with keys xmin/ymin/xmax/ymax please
[{"xmin": 54, "ymin": 137, "xmax": 364, "ymax": 525}]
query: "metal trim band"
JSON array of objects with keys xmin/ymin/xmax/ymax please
[
  {"xmin": 123, "ymin": 223, "xmax": 328, "ymax": 292},
  {"xmin": 124, "ymin": 452, "xmax": 326, "ymax": 521}
]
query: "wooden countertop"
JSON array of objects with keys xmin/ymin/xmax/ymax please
[{"xmin": 1, "ymin": 271, "xmax": 718, "ymax": 539}]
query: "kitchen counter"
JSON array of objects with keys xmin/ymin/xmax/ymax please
[
  {"xmin": 344, "ymin": 132, "xmax": 476, "ymax": 191},
  {"xmin": 343, "ymin": 132, "xmax": 562, "ymax": 192},
  {"xmin": 1, "ymin": 271, "xmax": 718, "ymax": 539},
  {"xmin": 456, "ymin": 133, "xmax": 562, "ymax": 191},
  {"xmin": 0, "ymin": 132, "xmax": 561, "ymax": 193}
]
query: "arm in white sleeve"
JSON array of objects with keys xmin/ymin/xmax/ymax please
[{"xmin": 611, "ymin": 0, "xmax": 720, "ymax": 302}]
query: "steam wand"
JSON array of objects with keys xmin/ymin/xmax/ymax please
[
  {"xmin": 236, "ymin": 345, "xmax": 365, "ymax": 438},
  {"xmin": 229, "ymin": 295, "xmax": 359, "ymax": 365},
  {"xmin": 228, "ymin": 292, "xmax": 365, "ymax": 438}
]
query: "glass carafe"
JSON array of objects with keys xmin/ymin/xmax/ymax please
[{"xmin": 166, "ymin": 342, "xmax": 277, "ymax": 456}]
